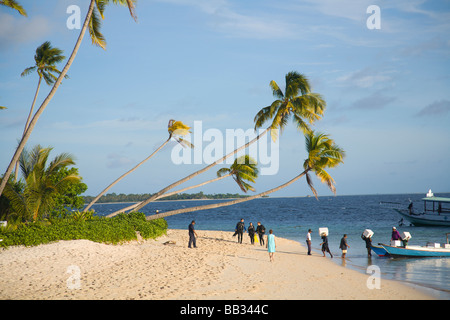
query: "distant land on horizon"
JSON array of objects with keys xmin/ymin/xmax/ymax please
[{"xmin": 83, "ymin": 190, "xmax": 450, "ymax": 204}]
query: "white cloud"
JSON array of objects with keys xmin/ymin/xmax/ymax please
[
  {"xmin": 0, "ymin": 13, "xmax": 51, "ymax": 51},
  {"xmin": 155, "ymin": 0, "xmax": 296, "ymax": 39},
  {"xmin": 337, "ymin": 68, "xmax": 396, "ymax": 88}
]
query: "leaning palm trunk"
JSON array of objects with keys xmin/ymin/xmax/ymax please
[
  {"xmin": 112, "ymin": 127, "xmax": 270, "ymax": 216},
  {"xmin": 0, "ymin": 0, "xmax": 96, "ymax": 197},
  {"xmin": 107, "ymin": 172, "xmax": 231, "ymax": 216},
  {"xmin": 14, "ymin": 76, "xmax": 43, "ymax": 182},
  {"xmin": 84, "ymin": 137, "xmax": 172, "ymax": 212},
  {"xmin": 144, "ymin": 169, "xmax": 310, "ymax": 221}
]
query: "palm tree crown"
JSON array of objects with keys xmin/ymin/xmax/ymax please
[
  {"xmin": 21, "ymin": 41, "xmax": 67, "ymax": 85},
  {"xmin": 254, "ymin": 71, "xmax": 326, "ymax": 140},
  {"xmin": 89, "ymin": 0, "xmax": 137, "ymax": 49},
  {"xmin": 217, "ymin": 155, "xmax": 259, "ymax": 192},
  {"xmin": 4, "ymin": 145, "xmax": 80, "ymax": 222},
  {"xmin": 303, "ymin": 131, "xmax": 345, "ymax": 197}
]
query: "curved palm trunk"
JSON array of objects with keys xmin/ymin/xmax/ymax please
[
  {"xmin": 84, "ymin": 137, "xmax": 171, "ymax": 212},
  {"xmin": 0, "ymin": 0, "xmax": 96, "ymax": 197},
  {"xmin": 106, "ymin": 172, "xmax": 232, "ymax": 216},
  {"xmin": 14, "ymin": 76, "xmax": 43, "ymax": 182},
  {"xmin": 144, "ymin": 169, "xmax": 310, "ymax": 221},
  {"xmin": 124, "ymin": 127, "xmax": 270, "ymax": 216}
]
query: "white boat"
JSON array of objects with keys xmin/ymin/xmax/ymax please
[{"xmin": 394, "ymin": 190, "xmax": 450, "ymax": 227}]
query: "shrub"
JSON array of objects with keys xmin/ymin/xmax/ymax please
[{"xmin": 0, "ymin": 212, "xmax": 167, "ymax": 248}]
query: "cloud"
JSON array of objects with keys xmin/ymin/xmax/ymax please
[
  {"xmin": 337, "ymin": 68, "xmax": 395, "ymax": 88},
  {"xmin": 415, "ymin": 99, "xmax": 450, "ymax": 117},
  {"xmin": 351, "ymin": 90, "xmax": 396, "ymax": 110},
  {"xmin": 106, "ymin": 153, "xmax": 135, "ymax": 169},
  {"xmin": 156, "ymin": 0, "xmax": 296, "ymax": 39},
  {"xmin": 0, "ymin": 13, "xmax": 51, "ymax": 51}
]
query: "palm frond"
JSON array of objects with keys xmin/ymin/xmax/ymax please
[
  {"xmin": 0, "ymin": 0, "xmax": 27, "ymax": 16},
  {"xmin": 89, "ymin": 8, "xmax": 106, "ymax": 49}
]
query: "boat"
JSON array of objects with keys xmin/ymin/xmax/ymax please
[
  {"xmin": 371, "ymin": 244, "xmax": 389, "ymax": 257},
  {"xmin": 394, "ymin": 190, "xmax": 450, "ymax": 227},
  {"xmin": 380, "ymin": 233, "xmax": 450, "ymax": 258}
]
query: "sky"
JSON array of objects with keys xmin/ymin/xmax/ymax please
[{"xmin": 1, "ymin": 0, "xmax": 449, "ymax": 198}]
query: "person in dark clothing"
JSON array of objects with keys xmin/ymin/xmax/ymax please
[
  {"xmin": 188, "ymin": 220, "xmax": 198, "ymax": 248},
  {"xmin": 248, "ymin": 222, "xmax": 255, "ymax": 244},
  {"xmin": 320, "ymin": 234, "xmax": 333, "ymax": 258},
  {"xmin": 235, "ymin": 218, "xmax": 246, "ymax": 244},
  {"xmin": 361, "ymin": 233, "xmax": 372, "ymax": 257},
  {"xmin": 339, "ymin": 234, "xmax": 350, "ymax": 258},
  {"xmin": 256, "ymin": 221, "xmax": 266, "ymax": 246}
]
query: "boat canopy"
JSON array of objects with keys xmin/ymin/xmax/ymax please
[
  {"xmin": 421, "ymin": 197, "xmax": 450, "ymax": 203},
  {"xmin": 422, "ymin": 196, "xmax": 450, "ymax": 214}
]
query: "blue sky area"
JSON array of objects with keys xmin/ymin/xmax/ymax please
[{"xmin": 1, "ymin": 0, "xmax": 449, "ymax": 198}]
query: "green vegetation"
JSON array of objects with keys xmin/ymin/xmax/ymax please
[
  {"xmin": 83, "ymin": 191, "xmax": 250, "ymax": 204},
  {"xmin": 0, "ymin": 211, "xmax": 167, "ymax": 248}
]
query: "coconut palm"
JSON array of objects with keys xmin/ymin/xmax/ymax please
[
  {"xmin": 3, "ymin": 145, "xmax": 81, "ymax": 222},
  {"xmin": 107, "ymin": 155, "xmax": 259, "ymax": 216},
  {"xmin": 254, "ymin": 71, "xmax": 326, "ymax": 140},
  {"xmin": 0, "ymin": 0, "xmax": 138, "ymax": 196},
  {"xmin": 130, "ymin": 71, "xmax": 326, "ymax": 213},
  {"xmin": 141, "ymin": 131, "xmax": 344, "ymax": 221},
  {"xmin": 0, "ymin": 0, "xmax": 27, "ymax": 16},
  {"xmin": 13, "ymin": 42, "xmax": 68, "ymax": 181},
  {"xmin": 84, "ymin": 120, "xmax": 193, "ymax": 212}
]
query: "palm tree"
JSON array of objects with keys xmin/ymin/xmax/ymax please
[
  {"xmin": 107, "ymin": 155, "xmax": 259, "ymax": 216},
  {"xmin": 14, "ymin": 41, "xmax": 68, "ymax": 181},
  {"xmin": 0, "ymin": 0, "xmax": 138, "ymax": 197},
  {"xmin": 0, "ymin": 0, "xmax": 27, "ymax": 16},
  {"xmin": 3, "ymin": 145, "xmax": 81, "ymax": 222},
  {"xmin": 141, "ymin": 131, "xmax": 344, "ymax": 221},
  {"xmin": 83, "ymin": 120, "xmax": 193, "ymax": 212},
  {"xmin": 130, "ymin": 71, "xmax": 326, "ymax": 213},
  {"xmin": 254, "ymin": 71, "xmax": 326, "ymax": 140}
]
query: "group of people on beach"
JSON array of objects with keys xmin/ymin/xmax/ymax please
[
  {"xmin": 188, "ymin": 219, "xmax": 405, "ymax": 262},
  {"xmin": 233, "ymin": 218, "xmax": 276, "ymax": 261}
]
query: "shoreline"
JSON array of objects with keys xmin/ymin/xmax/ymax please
[{"xmin": 0, "ymin": 229, "xmax": 436, "ymax": 300}]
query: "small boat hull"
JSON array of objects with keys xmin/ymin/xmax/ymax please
[
  {"xmin": 380, "ymin": 244, "xmax": 450, "ymax": 258},
  {"xmin": 371, "ymin": 245, "xmax": 389, "ymax": 257},
  {"xmin": 395, "ymin": 209, "xmax": 450, "ymax": 227}
]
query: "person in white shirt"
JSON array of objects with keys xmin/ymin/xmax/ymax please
[{"xmin": 306, "ymin": 229, "xmax": 312, "ymax": 255}]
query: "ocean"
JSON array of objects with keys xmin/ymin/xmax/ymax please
[{"xmin": 90, "ymin": 193, "xmax": 450, "ymax": 299}]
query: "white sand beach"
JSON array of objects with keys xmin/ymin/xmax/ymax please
[{"xmin": 0, "ymin": 229, "xmax": 435, "ymax": 300}]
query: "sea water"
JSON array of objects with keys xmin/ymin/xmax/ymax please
[{"xmin": 90, "ymin": 193, "xmax": 450, "ymax": 299}]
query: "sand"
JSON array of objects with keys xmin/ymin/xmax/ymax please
[{"xmin": 0, "ymin": 229, "xmax": 435, "ymax": 300}]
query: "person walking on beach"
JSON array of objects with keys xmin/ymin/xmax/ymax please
[
  {"xmin": 320, "ymin": 234, "xmax": 333, "ymax": 258},
  {"xmin": 256, "ymin": 221, "xmax": 266, "ymax": 246},
  {"xmin": 306, "ymin": 229, "xmax": 312, "ymax": 255},
  {"xmin": 235, "ymin": 218, "xmax": 246, "ymax": 244},
  {"xmin": 188, "ymin": 220, "xmax": 198, "ymax": 248},
  {"xmin": 266, "ymin": 229, "xmax": 276, "ymax": 262},
  {"xmin": 248, "ymin": 222, "xmax": 256, "ymax": 245},
  {"xmin": 339, "ymin": 234, "xmax": 350, "ymax": 258}
]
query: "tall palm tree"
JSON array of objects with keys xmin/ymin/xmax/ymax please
[
  {"xmin": 107, "ymin": 155, "xmax": 259, "ymax": 216},
  {"xmin": 141, "ymin": 131, "xmax": 344, "ymax": 221},
  {"xmin": 254, "ymin": 71, "xmax": 326, "ymax": 140},
  {"xmin": 0, "ymin": 0, "xmax": 27, "ymax": 16},
  {"xmin": 130, "ymin": 71, "xmax": 326, "ymax": 213},
  {"xmin": 83, "ymin": 120, "xmax": 193, "ymax": 212},
  {"xmin": 3, "ymin": 145, "xmax": 81, "ymax": 222},
  {"xmin": 0, "ymin": 0, "xmax": 138, "ymax": 197},
  {"xmin": 14, "ymin": 41, "xmax": 68, "ymax": 181}
]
